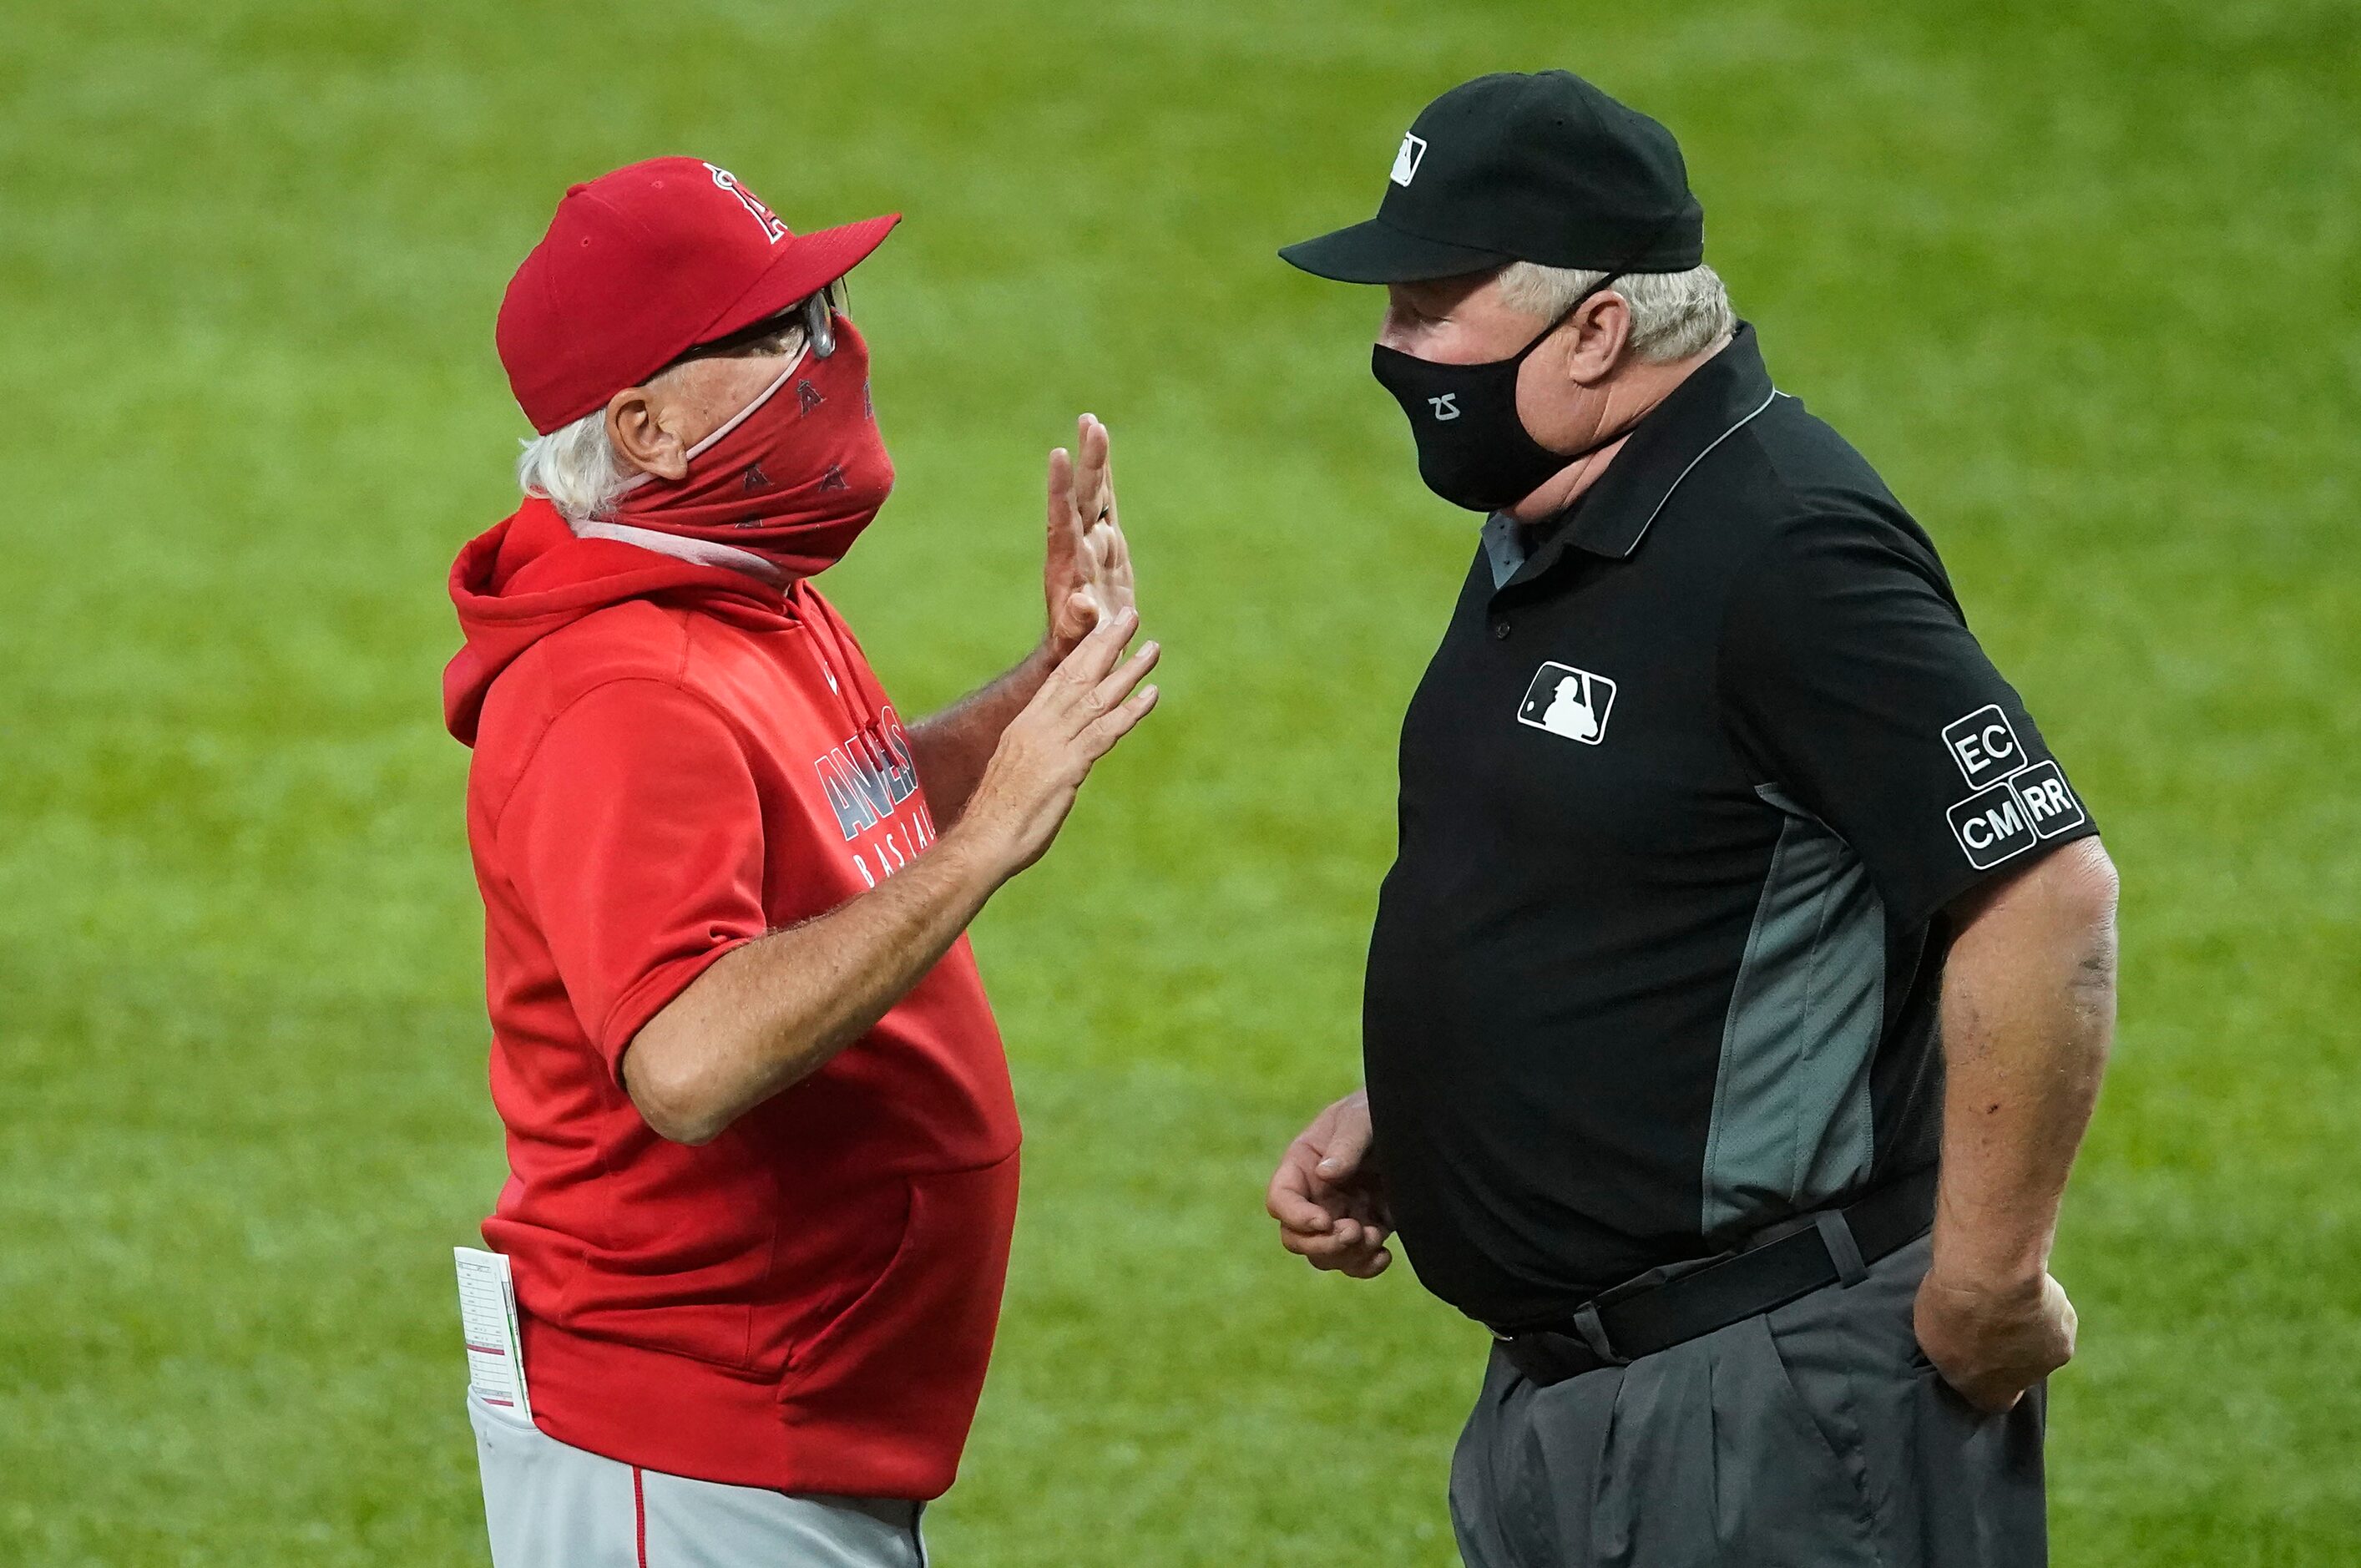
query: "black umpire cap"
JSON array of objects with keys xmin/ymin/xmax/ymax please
[{"xmin": 1281, "ymin": 71, "xmax": 1705, "ymax": 283}]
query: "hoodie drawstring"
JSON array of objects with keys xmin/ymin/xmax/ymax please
[{"xmin": 796, "ymin": 588, "xmax": 914, "ymax": 796}]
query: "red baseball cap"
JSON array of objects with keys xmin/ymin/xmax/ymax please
[{"xmin": 498, "ymin": 156, "xmax": 900, "ymax": 433}]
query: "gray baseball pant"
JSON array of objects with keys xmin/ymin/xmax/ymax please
[
  {"xmin": 468, "ymin": 1392, "xmax": 928, "ymax": 1567},
  {"xmin": 1448, "ymin": 1236, "xmax": 2047, "ymax": 1567}
]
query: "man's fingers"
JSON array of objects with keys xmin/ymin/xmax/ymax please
[
  {"xmin": 1287, "ymin": 1225, "xmax": 1377, "ymax": 1267},
  {"xmin": 1048, "ymin": 607, "xmax": 1138, "ymax": 694},
  {"xmin": 1282, "ymin": 1223, "xmax": 1390, "ymax": 1275},
  {"xmin": 1063, "ymin": 626, "xmax": 1144, "ymax": 711},
  {"xmin": 1266, "ymin": 1148, "xmax": 1338, "ymax": 1231},
  {"xmin": 1045, "ymin": 447, "xmax": 1075, "ymax": 532},
  {"xmin": 1082, "ymin": 521, "xmax": 1116, "ymax": 574},
  {"xmin": 1091, "ymin": 640, "xmax": 1160, "ymax": 708},
  {"xmin": 1315, "ymin": 1113, "xmax": 1375, "ymax": 1180},
  {"xmin": 1076, "ymin": 413, "xmax": 1110, "ymax": 503},
  {"xmin": 1282, "ymin": 1230, "xmax": 1370, "ymax": 1268},
  {"xmin": 1098, "ymin": 681, "xmax": 1160, "ymax": 737},
  {"xmin": 1331, "ymin": 1191, "xmax": 1389, "ymax": 1237},
  {"xmin": 1265, "ymin": 1152, "xmax": 1327, "ymax": 1223},
  {"xmin": 1079, "ymin": 685, "xmax": 1159, "ymax": 761},
  {"xmin": 1267, "ymin": 1180, "xmax": 1336, "ymax": 1233}
]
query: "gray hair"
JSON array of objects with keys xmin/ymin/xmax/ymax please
[
  {"xmin": 517, "ymin": 408, "xmax": 632, "ymax": 524},
  {"xmin": 1495, "ymin": 261, "xmax": 1734, "ymax": 364}
]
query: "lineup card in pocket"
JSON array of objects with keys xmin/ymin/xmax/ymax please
[{"xmin": 455, "ymin": 1247, "xmax": 533, "ymax": 1421}]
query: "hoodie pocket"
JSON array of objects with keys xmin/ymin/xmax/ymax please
[{"xmin": 776, "ymin": 1151, "xmax": 1020, "ymax": 1436}]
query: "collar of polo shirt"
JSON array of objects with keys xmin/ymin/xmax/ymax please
[{"xmin": 1484, "ymin": 323, "xmax": 1788, "ymax": 594}]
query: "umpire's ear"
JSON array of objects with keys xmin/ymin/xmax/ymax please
[{"xmin": 1560, "ymin": 290, "xmax": 1635, "ymax": 387}]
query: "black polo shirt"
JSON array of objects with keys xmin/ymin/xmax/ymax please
[{"xmin": 1362, "ymin": 324, "xmax": 2097, "ymax": 1329}]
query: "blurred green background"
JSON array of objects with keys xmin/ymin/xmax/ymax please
[{"xmin": 3, "ymin": 1, "xmax": 2356, "ymax": 1563}]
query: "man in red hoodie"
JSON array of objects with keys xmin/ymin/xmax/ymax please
[{"xmin": 445, "ymin": 157, "xmax": 1158, "ymax": 1566}]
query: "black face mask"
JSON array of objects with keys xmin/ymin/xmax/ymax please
[{"xmin": 1370, "ymin": 272, "xmax": 1626, "ymax": 513}]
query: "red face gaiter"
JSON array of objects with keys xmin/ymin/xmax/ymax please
[{"xmin": 607, "ymin": 312, "xmax": 894, "ymax": 580}]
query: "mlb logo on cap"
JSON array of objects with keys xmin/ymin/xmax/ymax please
[
  {"xmin": 1391, "ymin": 133, "xmax": 1428, "ymax": 188},
  {"xmin": 1282, "ymin": 71, "xmax": 1706, "ymax": 285}
]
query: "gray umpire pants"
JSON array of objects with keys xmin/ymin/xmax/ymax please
[
  {"xmin": 468, "ymin": 1392, "xmax": 928, "ymax": 1568},
  {"xmin": 1449, "ymin": 1237, "xmax": 2045, "ymax": 1568}
]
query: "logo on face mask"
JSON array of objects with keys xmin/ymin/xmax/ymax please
[
  {"xmin": 1368, "ymin": 271, "xmax": 1628, "ymax": 513},
  {"xmin": 608, "ymin": 314, "xmax": 895, "ymax": 576},
  {"xmin": 1391, "ymin": 133, "xmax": 1428, "ymax": 187}
]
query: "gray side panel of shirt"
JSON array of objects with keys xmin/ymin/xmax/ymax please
[{"xmin": 1700, "ymin": 785, "xmax": 1884, "ymax": 1242}]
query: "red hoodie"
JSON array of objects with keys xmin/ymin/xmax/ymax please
[{"xmin": 443, "ymin": 497, "xmax": 1020, "ymax": 1499}]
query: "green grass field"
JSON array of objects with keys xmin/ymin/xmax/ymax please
[{"xmin": 3, "ymin": 1, "xmax": 2357, "ymax": 1562}]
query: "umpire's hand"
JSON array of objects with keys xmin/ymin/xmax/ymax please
[
  {"xmin": 1266, "ymin": 1089, "xmax": 1394, "ymax": 1278},
  {"xmin": 1914, "ymin": 1266, "xmax": 2079, "ymax": 1414}
]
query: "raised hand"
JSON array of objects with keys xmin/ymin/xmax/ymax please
[
  {"xmin": 960, "ymin": 608, "xmax": 1159, "ymax": 882},
  {"xmin": 1044, "ymin": 413, "xmax": 1136, "ymax": 656},
  {"xmin": 1266, "ymin": 1088, "xmax": 1393, "ymax": 1279}
]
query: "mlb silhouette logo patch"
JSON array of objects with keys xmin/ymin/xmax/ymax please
[
  {"xmin": 1517, "ymin": 661, "xmax": 1616, "ymax": 746},
  {"xmin": 1391, "ymin": 133, "xmax": 1428, "ymax": 187}
]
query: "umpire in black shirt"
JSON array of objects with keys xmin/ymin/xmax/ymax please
[{"xmin": 1264, "ymin": 72, "xmax": 2120, "ymax": 1568}]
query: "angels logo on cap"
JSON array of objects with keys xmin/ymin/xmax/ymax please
[
  {"xmin": 705, "ymin": 164, "xmax": 789, "ymax": 245},
  {"xmin": 496, "ymin": 156, "xmax": 901, "ymax": 434}
]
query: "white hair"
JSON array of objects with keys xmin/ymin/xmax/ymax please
[
  {"xmin": 1495, "ymin": 260, "xmax": 1735, "ymax": 364},
  {"xmin": 517, "ymin": 407, "xmax": 632, "ymax": 524}
]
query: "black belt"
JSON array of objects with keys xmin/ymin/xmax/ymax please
[{"xmin": 1494, "ymin": 1166, "xmax": 1938, "ymax": 1388}]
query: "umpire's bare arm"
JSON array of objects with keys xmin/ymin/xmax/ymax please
[{"xmin": 1913, "ymin": 838, "xmax": 2116, "ymax": 1411}]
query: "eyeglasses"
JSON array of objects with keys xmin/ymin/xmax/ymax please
[{"xmin": 670, "ymin": 278, "xmax": 848, "ymax": 367}]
